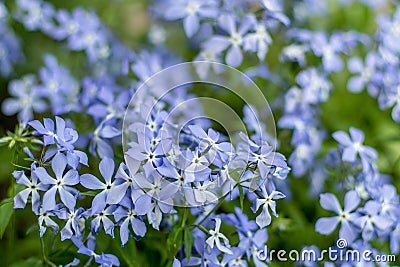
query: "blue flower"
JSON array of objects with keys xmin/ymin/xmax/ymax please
[
  {"xmin": 80, "ymin": 157, "xmax": 117, "ymax": 214},
  {"xmin": 164, "ymin": 0, "xmax": 218, "ymax": 37},
  {"xmin": 113, "ymin": 200, "xmax": 146, "ymax": 245},
  {"xmin": 133, "ymin": 168, "xmax": 176, "ymax": 230},
  {"xmin": 2, "ymin": 75, "xmax": 46, "ymax": 124},
  {"xmin": 58, "ymin": 207, "xmax": 85, "ymax": 241},
  {"xmin": 310, "ymin": 32, "xmax": 345, "ymax": 73},
  {"xmin": 0, "ymin": 24, "xmax": 23, "ymax": 77},
  {"xmin": 354, "ymin": 200, "xmax": 393, "ymax": 241},
  {"xmin": 34, "ymin": 153, "xmax": 79, "ymax": 211},
  {"xmin": 15, "ymin": 0, "xmax": 55, "ymax": 33},
  {"xmin": 13, "ymin": 165, "xmax": 48, "ymax": 214},
  {"xmin": 106, "ymin": 157, "xmax": 141, "ymax": 205},
  {"xmin": 71, "ymin": 234, "xmax": 120, "ymax": 266},
  {"xmin": 36, "ymin": 54, "xmax": 80, "ymax": 115},
  {"xmin": 333, "ymin": 127, "xmax": 377, "ymax": 172},
  {"xmin": 295, "ymin": 68, "xmax": 332, "ymax": 104},
  {"xmin": 126, "ymin": 129, "xmax": 171, "ymax": 170},
  {"xmin": 377, "ymin": 7, "xmax": 400, "ymax": 54},
  {"xmin": 253, "ymin": 186, "xmax": 285, "ymax": 228},
  {"xmin": 29, "ymin": 116, "xmax": 88, "ymax": 168},
  {"xmin": 90, "ymin": 205, "xmax": 116, "ymax": 237},
  {"xmin": 206, "ymin": 218, "xmax": 233, "ymax": 255},
  {"xmin": 391, "ymin": 223, "xmax": 400, "ymax": 254},
  {"xmin": 347, "ymin": 53, "xmax": 380, "ymax": 94},
  {"xmin": 38, "ymin": 205, "xmax": 64, "ymax": 237},
  {"xmin": 203, "ymin": 14, "xmax": 253, "ymax": 67},
  {"xmin": 188, "ymin": 125, "xmax": 234, "ymax": 166},
  {"xmin": 378, "ymin": 84, "xmax": 400, "ymax": 123},
  {"xmin": 29, "ymin": 116, "xmax": 75, "ymax": 147},
  {"xmin": 243, "ymin": 19, "xmax": 272, "ymax": 61},
  {"xmin": 315, "ymin": 191, "xmax": 360, "ymax": 244}
]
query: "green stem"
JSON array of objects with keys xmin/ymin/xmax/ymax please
[
  {"xmin": 40, "ymin": 236, "xmax": 57, "ymax": 267},
  {"xmin": 191, "ymin": 224, "xmax": 208, "ymax": 234},
  {"xmin": 181, "ymin": 207, "xmax": 189, "ymax": 228},
  {"xmin": 195, "ymin": 164, "xmax": 251, "ymax": 227}
]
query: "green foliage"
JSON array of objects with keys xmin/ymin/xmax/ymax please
[{"xmin": 0, "ymin": 202, "xmax": 14, "ymax": 239}]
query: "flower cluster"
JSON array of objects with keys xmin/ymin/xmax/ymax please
[{"xmin": 315, "ymin": 127, "xmax": 399, "ymax": 261}]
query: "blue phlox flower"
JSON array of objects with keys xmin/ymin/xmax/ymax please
[
  {"xmin": 244, "ymin": 142, "xmax": 287, "ymax": 180},
  {"xmin": 13, "ymin": 166, "xmax": 48, "ymax": 214},
  {"xmin": 347, "ymin": 52, "xmax": 380, "ymax": 94},
  {"xmin": 243, "ymin": 17, "xmax": 272, "ymax": 61},
  {"xmin": 2, "ymin": 75, "xmax": 45, "ymax": 124},
  {"xmin": 333, "ymin": 127, "xmax": 378, "ymax": 172},
  {"xmin": 188, "ymin": 125, "xmax": 234, "ymax": 166},
  {"xmin": 58, "ymin": 207, "xmax": 85, "ymax": 241},
  {"xmin": 224, "ymin": 208, "xmax": 268, "ymax": 262},
  {"xmin": 164, "ymin": 0, "xmax": 219, "ymax": 38},
  {"xmin": 191, "ymin": 181, "xmax": 219, "ymax": 205},
  {"xmin": 87, "ymin": 88, "xmax": 130, "ymax": 121},
  {"xmin": 126, "ymin": 129, "xmax": 171, "ymax": 170},
  {"xmin": 80, "ymin": 157, "xmax": 118, "ymax": 214},
  {"xmin": 29, "ymin": 116, "xmax": 88, "ymax": 168},
  {"xmin": 71, "ymin": 234, "xmax": 120, "ymax": 266},
  {"xmin": 377, "ymin": 7, "xmax": 400, "ymax": 54},
  {"xmin": 354, "ymin": 200, "xmax": 394, "ymax": 241},
  {"xmin": 318, "ymin": 32, "xmax": 368, "ymax": 70},
  {"xmin": 206, "ymin": 217, "xmax": 233, "ymax": 255},
  {"xmin": 315, "ymin": 190, "xmax": 360, "ymax": 244},
  {"xmin": 295, "ymin": 68, "xmax": 332, "ymax": 104},
  {"xmin": 280, "ymin": 44, "xmax": 308, "ymax": 66},
  {"xmin": 203, "ymin": 14, "xmax": 254, "ymax": 67},
  {"xmin": 390, "ymin": 223, "xmax": 400, "ymax": 254},
  {"xmin": 37, "ymin": 54, "xmax": 80, "ymax": 114},
  {"xmin": 181, "ymin": 232, "xmax": 221, "ymax": 266},
  {"xmin": 375, "ymin": 184, "xmax": 399, "ymax": 220},
  {"xmin": 0, "ymin": 24, "xmax": 23, "ymax": 77},
  {"xmin": 34, "ymin": 152, "xmax": 79, "ymax": 211},
  {"xmin": 253, "ymin": 186, "xmax": 285, "ymax": 228},
  {"xmin": 180, "ymin": 147, "xmax": 211, "ymax": 183},
  {"xmin": 220, "ymin": 247, "xmax": 247, "ymax": 266},
  {"xmin": 15, "ymin": 0, "xmax": 56, "ymax": 33},
  {"xmin": 131, "ymin": 49, "xmax": 177, "ymax": 82},
  {"xmin": 90, "ymin": 205, "xmax": 116, "ymax": 237},
  {"xmin": 53, "ymin": 8, "xmax": 108, "ymax": 58},
  {"xmin": 133, "ymin": 169, "xmax": 176, "ymax": 229},
  {"xmin": 106, "ymin": 157, "xmax": 141, "ymax": 205},
  {"xmin": 29, "ymin": 116, "xmax": 73, "ymax": 147},
  {"xmin": 38, "ymin": 206, "xmax": 61, "ymax": 237},
  {"xmin": 378, "ymin": 83, "xmax": 400, "ymax": 123},
  {"xmin": 113, "ymin": 200, "xmax": 147, "ymax": 245}
]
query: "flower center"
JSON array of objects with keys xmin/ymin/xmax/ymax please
[
  {"xmin": 230, "ymin": 33, "xmax": 243, "ymax": 46},
  {"xmin": 186, "ymin": 3, "xmax": 200, "ymax": 15}
]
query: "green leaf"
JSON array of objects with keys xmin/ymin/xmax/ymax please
[
  {"xmin": 184, "ymin": 228, "xmax": 194, "ymax": 261},
  {"xmin": 9, "ymin": 257, "xmax": 42, "ymax": 267},
  {"xmin": 166, "ymin": 227, "xmax": 183, "ymax": 260},
  {"xmin": 0, "ymin": 202, "xmax": 14, "ymax": 239},
  {"xmin": 118, "ymin": 240, "xmax": 140, "ymax": 267},
  {"xmin": 0, "ymin": 198, "xmax": 13, "ymax": 205},
  {"xmin": 228, "ymin": 168, "xmax": 243, "ymax": 182},
  {"xmin": 239, "ymin": 185, "xmax": 244, "ymax": 210},
  {"xmin": 26, "ymin": 223, "xmax": 39, "ymax": 236},
  {"xmin": 80, "ymin": 190, "xmax": 99, "ymax": 197}
]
